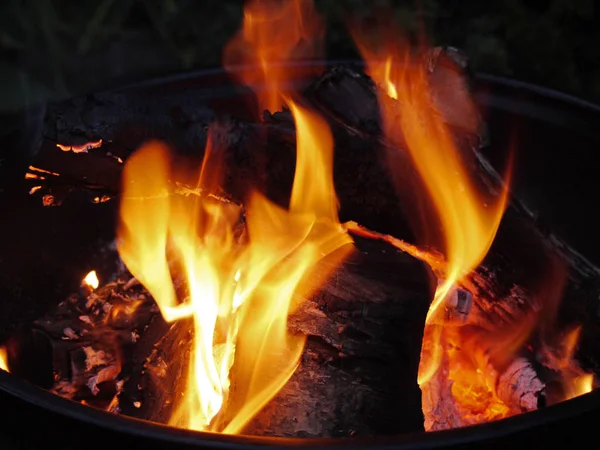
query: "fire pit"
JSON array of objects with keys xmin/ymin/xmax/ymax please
[{"xmin": 1, "ymin": 2, "xmax": 600, "ymax": 448}]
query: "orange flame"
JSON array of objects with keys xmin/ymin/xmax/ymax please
[
  {"xmin": 352, "ymin": 36, "xmax": 511, "ymax": 386},
  {"xmin": 0, "ymin": 347, "xmax": 8, "ymax": 372},
  {"xmin": 223, "ymin": 0, "xmax": 324, "ymax": 114},
  {"xmin": 117, "ymin": 104, "xmax": 351, "ymax": 432},
  {"xmin": 547, "ymin": 326, "xmax": 594, "ymax": 401}
]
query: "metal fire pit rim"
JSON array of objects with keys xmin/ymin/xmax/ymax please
[
  {"xmin": 112, "ymin": 59, "xmax": 600, "ymax": 116},
  {"xmin": 2, "ymin": 62, "xmax": 600, "ymax": 448},
  {"xmin": 1, "ymin": 368, "xmax": 600, "ymax": 448}
]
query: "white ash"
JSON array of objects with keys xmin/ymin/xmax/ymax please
[
  {"xmin": 82, "ymin": 346, "xmax": 110, "ymax": 371},
  {"xmin": 63, "ymin": 327, "xmax": 78, "ymax": 340},
  {"xmin": 85, "ymin": 293, "xmax": 100, "ymax": 309},
  {"xmin": 79, "ymin": 315, "xmax": 94, "ymax": 326},
  {"xmin": 87, "ymin": 365, "xmax": 120, "ymax": 396},
  {"xmin": 497, "ymin": 357, "xmax": 544, "ymax": 412},
  {"xmin": 423, "ymin": 286, "xmax": 546, "ymax": 428},
  {"xmin": 422, "ymin": 362, "xmax": 465, "ymax": 431}
]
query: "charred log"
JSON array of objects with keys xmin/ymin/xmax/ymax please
[
  {"xmin": 5, "ymin": 275, "xmax": 162, "ymax": 410},
  {"xmin": 118, "ymin": 234, "xmax": 435, "ymax": 437}
]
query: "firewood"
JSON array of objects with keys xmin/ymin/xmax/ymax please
[
  {"xmin": 118, "ymin": 234, "xmax": 435, "ymax": 437},
  {"xmin": 5, "ymin": 276, "xmax": 161, "ymax": 409}
]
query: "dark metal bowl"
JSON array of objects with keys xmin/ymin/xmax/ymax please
[{"xmin": 1, "ymin": 63, "xmax": 600, "ymax": 449}]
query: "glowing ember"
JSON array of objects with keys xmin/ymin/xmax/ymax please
[
  {"xmin": 29, "ymin": 186, "xmax": 42, "ymax": 194},
  {"xmin": 57, "ymin": 139, "xmax": 103, "ymax": 153},
  {"xmin": 93, "ymin": 195, "xmax": 112, "ymax": 204},
  {"xmin": 83, "ymin": 270, "xmax": 99, "ymax": 290},
  {"xmin": 0, "ymin": 347, "xmax": 8, "ymax": 372}
]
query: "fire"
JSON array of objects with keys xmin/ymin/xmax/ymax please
[
  {"xmin": 83, "ymin": 270, "xmax": 99, "ymax": 290},
  {"xmin": 0, "ymin": 347, "xmax": 8, "ymax": 372},
  {"xmin": 117, "ymin": 101, "xmax": 351, "ymax": 432},
  {"xmin": 545, "ymin": 326, "xmax": 594, "ymax": 401},
  {"xmin": 352, "ymin": 36, "xmax": 511, "ymax": 386},
  {"xmin": 223, "ymin": 0, "xmax": 323, "ymax": 114},
  {"xmin": 570, "ymin": 374, "xmax": 594, "ymax": 398}
]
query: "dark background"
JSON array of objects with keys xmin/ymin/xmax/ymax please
[{"xmin": 0, "ymin": 0, "xmax": 599, "ymax": 116}]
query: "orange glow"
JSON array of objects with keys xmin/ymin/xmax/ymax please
[
  {"xmin": 546, "ymin": 326, "xmax": 594, "ymax": 401},
  {"xmin": 0, "ymin": 347, "xmax": 8, "ymax": 372},
  {"xmin": 223, "ymin": 0, "xmax": 323, "ymax": 114},
  {"xmin": 353, "ymin": 37, "xmax": 511, "ymax": 386},
  {"xmin": 57, "ymin": 139, "xmax": 102, "ymax": 153},
  {"xmin": 28, "ymin": 165, "xmax": 60, "ymax": 176},
  {"xmin": 29, "ymin": 186, "xmax": 42, "ymax": 194},
  {"xmin": 570, "ymin": 374, "xmax": 594, "ymax": 398},
  {"xmin": 25, "ymin": 173, "xmax": 44, "ymax": 180},
  {"xmin": 83, "ymin": 270, "xmax": 99, "ymax": 290},
  {"xmin": 105, "ymin": 298, "xmax": 146, "ymax": 325},
  {"xmin": 93, "ymin": 195, "xmax": 112, "ymax": 204},
  {"xmin": 117, "ymin": 105, "xmax": 351, "ymax": 433}
]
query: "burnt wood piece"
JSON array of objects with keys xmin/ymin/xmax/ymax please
[
  {"xmin": 306, "ymin": 56, "xmax": 600, "ymax": 376},
  {"xmin": 29, "ymin": 49, "xmax": 492, "ymax": 228},
  {"xmin": 5, "ymin": 276, "xmax": 161, "ymax": 410},
  {"xmin": 304, "ymin": 48, "xmax": 483, "ymax": 149},
  {"xmin": 119, "ymin": 235, "xmax": 435, "ymax": 437}
]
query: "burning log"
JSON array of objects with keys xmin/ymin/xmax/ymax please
[
  {"xmin": 305, "ymin": 47, "xmax": 484, "ymax": 149},
  {"xmin": 118, "ymin": 234, "xmax": 435, "ymax": 437}
]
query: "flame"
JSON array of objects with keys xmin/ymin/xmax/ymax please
[
  {"xmin": 118, "ymin": 104, "xmax": 351, "ymax": 432},
  {"xmin": 570, "ymin": 374, "xmax": 594, "ymax": 398},
  {"xmin": 29, "ymin": 186, "xmax": 42, "ymax": 194},
  {"xmin": 104, "ymin": 298, "xmax": 146, "ymax": 325},
  {"xmin": 0, "ymin": 347, "xmax": 8, "ymax": 372},
  {"xmin": 83, "ymin": 270, "xmax": 99, "ymax": 290},
  {"xmin": 545, "ymin": 326, "xmax": 594, "ymax": 401},
  {"xmin": 352, "ymin": 36, "xmax": 511, "ymax": 386},
  {"xmin": 223, "ymin": 0, "xmax": 323, "ymax": 114}
]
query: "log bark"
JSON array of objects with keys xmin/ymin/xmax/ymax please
[{"xmin": 118, "ymin": 234, "xmax": 435, "ymax": 437}]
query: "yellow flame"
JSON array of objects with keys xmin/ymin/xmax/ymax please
[
  {"xmin": 117, "ymin": 101, "xmax": 351, "ymax": 432},
  {"xmin": 566, "ymin": 374, "xmax": 594, "ymax": 400},
  {"xmin": 83, "ymin": 270, "xmax": 99, "ymax": 290},
  {"xmin": 0, "ymin": 347, "xmax": 8, "ymax": 372},
  {"xmin": 550, "ymin": 326, "xmax": 595, "ymax": 400}
]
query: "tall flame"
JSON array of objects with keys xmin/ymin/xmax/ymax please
[
  {"xmin": 117, "ymin": 107, "xmax": 351, "ymax": 431},
  {"xmin": 352, "ymin": 36, "xmax": 511, "ymax": 386},
  {"xmin": 223, "ymin": 0, "xmax": 324, "ymax": 114}
]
